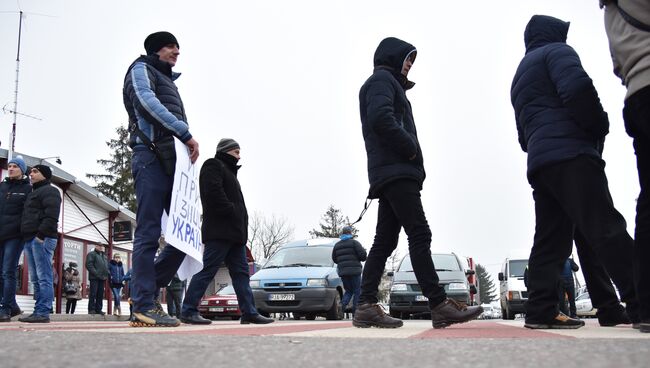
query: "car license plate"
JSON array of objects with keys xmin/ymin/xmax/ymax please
[
  {"xmin": 269, "ymin": 293, "xmax": 295, "ymax": 301},
  {"xmin": 415, "ymin": 295, "xmax": 428, "ymax": 301},
  {"xmin": 209, "ymin": 307, "xmax": 224, "ymax": 312}
]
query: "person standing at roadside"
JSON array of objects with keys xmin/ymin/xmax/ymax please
[
  {"xmin": 123, "ymin": 31, "xmax": 199, "ymax": 327},
  {"xmin": 63, "ymin": 262, "xmax": 82, "ymax": 314},
  {"xmin": 331, "ymin": 226, "xmax": 366, "ymax": 316},
  {"xmin": 0, "ymin": 156, "xmax": 31, "ymax": 322},
  {"xmin": 19, "ymin": 164, "xmax": 61, "ymax": 323},
  {"xmin": 86, "ymin": 244, "xmax": 109, "ymax": 315},
  {"xmin": 356, "ymin": 37, "xmax": 483, "ymax": 329},
  {"xmin": 559, "ymin": 258, "xmax": 579, "ymax": 318},
  {"xmin": 179, "ymin": 139, "xmax": 273, "ymax": 325},
  {"xmin": 510, "ymin": 15, "xmax": 639, "ymax": 329},
  {"xmin": 601, "ymin": 0, "xmax": 650, "ymax": 333},
  {"xmin": 109, "ymin": 254, "xmax": 125, "ymax": 315}
]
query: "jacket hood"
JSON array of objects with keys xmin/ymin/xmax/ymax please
[
  {"xmin": 373, "ymin": 37, "xmax": 416, "ymax": 70},
  {"xmin": 524, "ymin": 15, "xmax": 570, "ymax": 54}
]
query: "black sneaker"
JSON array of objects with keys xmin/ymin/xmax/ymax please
[
  {"xmin": 525, "ymin": 312, "xmax": 585, "ymax": 329},
  {"xmin": 430, "ymin": 298, "xmax": 484, "ymax": 329},
  {"xmin": 179, "ymin": 313, "xmax": 212, "ymax": 325},
  {"xmin": 9, "ymin": 308, "xmax": 22, "ymax": 317},
  {"xmin": 0, "ymin": 311, "xmax": 10, "ymax": 322},
  {"xmin": 130, "ymin": 309, "xmax": 180, "ymax": 327},
  {"xmin": 640, "ymin": 323, "xmax": 650, "ymax": 333},
  {"xmin": 240, "ymin": 314, "xmax": 274, "ymax": 324},
  {"xmin": 597, "ymin": 305, "xmax": 631, "ymax": 327},
  {"xmin": 353, "ymin": 303, "xmax": 403, "ymax": 328},
  {"xmin": 18, "ymin": 314, "xmax": 50, "ymax": 323}
]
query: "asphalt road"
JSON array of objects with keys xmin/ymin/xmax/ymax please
[{"xmin": 1, "ymin": 319, "xmax": 648, "ymax": 368}]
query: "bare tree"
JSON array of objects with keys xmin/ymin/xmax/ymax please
[{"xmin": 247, "ymin": 212, "xmax": 295, "ymax": 262}]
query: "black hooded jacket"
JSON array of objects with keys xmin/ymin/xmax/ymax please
[
  {"xmin": 511, "ymin": 15, "xmax": 609, "ymax": 180},
  {"xmin": 21, "ymin": 179, "xmax": 61, "ymax": 240},
  {"xmin": 0, "ymin": 176, "xmax": 31, "ymax": 241},
  {"xmin": 359, "ymin": 37, "xmax": 425, "ymax": 198},
  {"xmin": 199, "ymin": 152, "xmax": 248, "ymax": 245}
]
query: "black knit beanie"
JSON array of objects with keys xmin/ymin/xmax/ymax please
[
  {"xmin": 32, "ymin": 164, "xmax": 52, "ymax": 180},
  {"xmin": 144, "ymin": 31, "xmax": 179, "ymax": 55}
]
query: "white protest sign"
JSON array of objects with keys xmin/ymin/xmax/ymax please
[{"xmin": 163, "ymin": 138, "xmax": 203, "ymax": 280}]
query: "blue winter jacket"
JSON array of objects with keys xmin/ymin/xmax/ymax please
[
  {"xmin": 109, "ymin": 260, "xmax": 125, "ymax": 287},
  {"xmin": 123, "ymin": 54, "xmax": 192, "ymax": 148},
  {"xmin": 359, "ymin": 37, "xmax": 425, "ymax": 198},
  {"xmin": 511, "ymin": 15, "xmax": 609, "ymax": 180}
]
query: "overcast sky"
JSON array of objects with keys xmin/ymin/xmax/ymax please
[{"xmin": 0, "ymin": 1, "xmax": 638, "ymax": 282}]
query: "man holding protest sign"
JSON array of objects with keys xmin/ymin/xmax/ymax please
[
  {"xmin": 179, "ymin": 139, "xmax": 273, "ymax": 325},
  {"xmin": 123, "ymin": 31, "xmax": 199, "ymax": 327}
]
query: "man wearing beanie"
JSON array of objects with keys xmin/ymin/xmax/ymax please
[
  {"xmin": 356, "ymin": 37, "xmax": 482, "ymax": 329},
  {"xmin": 178, "ymin": 139, "xmax": 273, "ymax": 325},
  {"xmin": 19, "ymin": 164, "xmax": 61, "ymax": 323},
  {"xmin": 0, "ymin": 156, "xmax": 31, "ymax": 322},
  {"xmin": 331, "ymin": 226, "xmax": 367, "ymax": 316},
  {"xmin": 123, "ymin": 31, "xmax": 200, "ymax": 327}
]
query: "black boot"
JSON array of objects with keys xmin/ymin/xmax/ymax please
[
  {"xmin": 430, "ymin": 298, "xmax": 483, "ymax": 329},
  {"xmin": 240, "ymin": 314, "xmax": 274, "ymax": 324}
]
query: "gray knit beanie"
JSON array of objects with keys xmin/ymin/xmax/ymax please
[{"xmin": 216, "ymin": 138, "xmax": 240, "ymax": 153}]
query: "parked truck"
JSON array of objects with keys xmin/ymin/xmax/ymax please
[{"xmin": 498, "ymin": 258, "xmax": 528, "ymax": 320}]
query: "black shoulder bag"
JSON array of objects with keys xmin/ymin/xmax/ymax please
[{"xmin": 129, "ymin": 122, "xmax": 177, "ymax": 176}]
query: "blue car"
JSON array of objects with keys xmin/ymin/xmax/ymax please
[{"xmin": 249, "ymin": 238, "xmax": 344, "ymax": 320}]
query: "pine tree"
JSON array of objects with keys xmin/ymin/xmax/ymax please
[
  {"xmin": 86, "ymin": 125, "xmax": 136, "ymax": 212},
  {"xmin": 309, "ymin": 205, "xmax": 358, "ymax": 238},
  {"xmin": 476, "ymin": 263, "xmax": 497, "ymax": 304}
]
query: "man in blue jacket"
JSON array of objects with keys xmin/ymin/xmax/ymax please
[
  {"xmin": 123, "ymin": 31, "xmax": 199, "ymax": 327},
  {"xmin": 511, "ymin": 15, "xmax": 638, "ymax": 329},
  {"xmin": 356, "ymin": 37, "xmax": 483, "ymax": 329}
]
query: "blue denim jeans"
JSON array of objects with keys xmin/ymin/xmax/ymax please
[
  {"xmin": 181, "ymin": 240, "xmax": 257, "ymax": 317},
  {"xmin": 24, "ymin": 237, "xmax": 57, "ymax": 316},
  {"xmin": 130, "ymin": 148, "xmax": 174, "ymax": 313},
  {"xmin": 111, "ymin": 286, "xmax": 122, "ymax": 307},
  {"xmin": 0, "ymin": 238, "xmax": 24, "ymax": 313},
  {"xmin": 340, "ymin": 275, "xmax": 361, "ymax": 313}
]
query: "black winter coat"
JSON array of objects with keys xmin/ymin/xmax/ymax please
[
  {"xmin": 511, "ymin": 15, "xmax": 609, "ymax": 180},
  {"xmin": 331, "ymin": 238, "xmax": 367, "ymax": 276},
  {"xmin": 87, "ymin": 250, "xmax": 109, "ymax": 280},
  {"xmin": 0, "ymin": 177, "xmax": 31, "ymax": 241},
  {"xmin": 21, "ymin": 180, "xmax": 61, "ymax": 240},
  {"xmin": 199, "ymin": 152, "xmax": 248, "ymax": 245},
  {"xmin": 360, "ymin": 37, "xmax": 425, "ymax": 198}
]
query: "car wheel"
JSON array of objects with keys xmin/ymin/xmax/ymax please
[
  {"xmin": 305, "ymin": 313, "xmax": 317, "ymax": 320},
  {"xmin": 293, "ymin": 313, "xmax": 302, "ymax": 320},
  {"xmin": 326, "ymin": 292, "xmax": 344, "ymax": 320},
  {"xmin": 502, "ymin": 306, "xmax": 515, "ymax": 320},
  {"xmin": 231, "ymin": 316, "xmax": 240, "ymax": 320}
]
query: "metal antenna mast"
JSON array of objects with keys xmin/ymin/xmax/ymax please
[{"xmin": 10, "ymin": 11, "xmax": 24, "ymax": 157}]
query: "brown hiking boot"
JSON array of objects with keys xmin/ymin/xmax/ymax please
[
  {"xmin": 430, "ymin": 298, "xmax": 483, "ymax": 329},
  {"xmin": 353, "ymin": 303, "xmax": 403, "ymax": 328}
]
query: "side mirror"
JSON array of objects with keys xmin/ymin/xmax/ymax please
[
  {"xmin": 498, "ymin": 272, "xmax": 505, "ymax": 281},
  {"xmin": 469, "ymin": 285, "xmax": 477, "ymax": 295},
  {"xmin": 387, "ymin": 271, "xmax": 394, "ymax": 277},
  {"xmin": 465, "ymin": 269, "xmax": 476, "ymax": 276}
]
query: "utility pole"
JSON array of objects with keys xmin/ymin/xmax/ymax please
[{"xmin": 10, "ymin": 11, "xmax": 24, "ymax": 159}]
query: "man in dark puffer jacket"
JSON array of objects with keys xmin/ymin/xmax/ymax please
[
  {"xmin": 355, "ymin": 37, "xmax": 483, "ymax": 329},
  {"xmin": 123, "ymin": 31, "xmax": 200, "ymax": 327},
  {"xmin": 178, "ymin": 139, "xmax": 273, "ymax": 326},
  {"xmin": 511, "ymin": 15, "xmax": 638, "ymax": 329},
  {"xmin": 332, "ymin": 226, "xmax": 367, "ymax": 315}
]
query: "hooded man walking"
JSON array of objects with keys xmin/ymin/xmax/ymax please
[
  {"xmin": 356, "ymin": 37, "xmax": 483, "ymax": 329},
  {"xmin": 510, "ymin": 15, "xmax": 639, "ymax": 329}
]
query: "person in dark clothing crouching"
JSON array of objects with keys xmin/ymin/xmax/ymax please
[
  {"xmin": 510, "ymin": 15, "xmax": 639, "ymax": 329},
  {"xmin": 179, "ymin": 139, "xmax": 273, "ymax": 325},
  {"xmin": 355, "ymin": 37, "xmax": 483, "ymax": 329},
  {"xmin": 332, "ymin": 226, "xmax": 367, "ymax": 316}
]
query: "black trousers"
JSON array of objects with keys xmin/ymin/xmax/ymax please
[
  {"xmin": 574, "ymin": 231, "xmax": 623, "ymax": 313},
  {"xmin": 526, "ymin": 155, "xmax": 637, "ymax": 323},
  {"xmin": 88, "ymin": 279, "xmax": 105, "ymax": 313},
  {"xmin": 624, "ymin": 85, "xmax": 650, "ymax": 322},
  {"xmin": 359, "ymin": 179, "xmax": 446, "ymax": 306},
  {"xmin": 65, "ymin": 298, "xmax": 77, "ymax": 314},
  {"xmin": 558, "ymin": 278, "xmax": 576, "ymax": 317},
  {"xmin": 166, "ymin": 288, "xmax": 182, "ymax": 317}
]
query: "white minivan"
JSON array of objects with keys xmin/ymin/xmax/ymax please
[{"xmin": 498, "ymin": 258, "xmax": 528, "ymax": 320}]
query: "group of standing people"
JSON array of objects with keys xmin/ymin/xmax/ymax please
[
  {"xmin": 509, "ymin": 1, "xmax": 649, "ymax": 333},
  {"xmin": 0, "ymin": 158, "xmax": 61, "ymax": 323}
]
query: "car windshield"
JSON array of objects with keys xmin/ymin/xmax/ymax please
[
  {"xmin": 263, "ymin": 246, "xmax": 333, "ymax": 268},
  {"xmin": 509, "ymin": 260, "xmax": 528, "ymax": 278},
  {"xmin": 217, "ymin": 285, "xmax": 236, "ymax": 295},
  {"xmin": 398, "ymin": 254, "xmax": 461, "ymax": 272}
]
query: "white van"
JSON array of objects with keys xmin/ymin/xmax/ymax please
[{"xmin": 498, "ymin": 258, "xmax": 528, "ymax": 320}]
